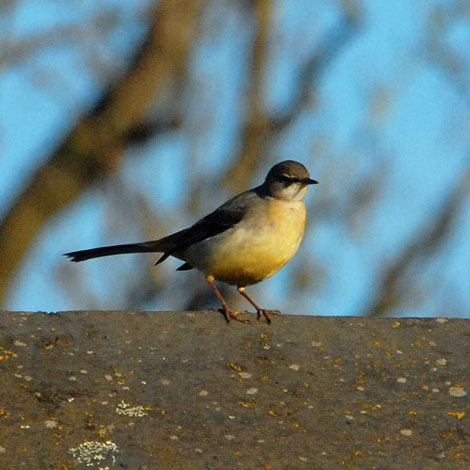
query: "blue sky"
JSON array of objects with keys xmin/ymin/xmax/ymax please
[{"xmin": 1, "ymin": 0, "xmax": 469, "ymax": 317}]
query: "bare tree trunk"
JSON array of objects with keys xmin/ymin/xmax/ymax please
[{"xmin": 0, "ymin": 0, "xmax": 206, "ymax": 302}]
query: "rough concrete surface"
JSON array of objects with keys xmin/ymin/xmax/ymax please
[{"xmin": 0, "ymin": 311, "xmax": 469, "ymax": 470}]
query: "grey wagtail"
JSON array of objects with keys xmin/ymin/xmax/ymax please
[{"xmin": 65, "ymin": 160, "xmax": 318, "ymax": 324}]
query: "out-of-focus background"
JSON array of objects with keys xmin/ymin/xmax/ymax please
[{"xmin": 0, "ymin": 0, "xmax": 469, "ymax": 317}]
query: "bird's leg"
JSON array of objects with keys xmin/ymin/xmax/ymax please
[
  {"xmin": 206, "ymin": 276, "xmax": 249, "ymax": 324},
  {"xmin": 237, "ymin": 287, "xmax": 281, "ymax": 325}
]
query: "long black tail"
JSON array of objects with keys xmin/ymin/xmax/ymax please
[{"xmin": 64, "ymin": 241, "xmax": 160, "ymax": 263}]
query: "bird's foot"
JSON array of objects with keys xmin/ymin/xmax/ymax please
[
  {"xmin": 256, "ymin": 309, "xmax": 281, "ymax": 325},
  {"xmin": 214, "ymin": 308, "xmax": 250, "ymax": 324},
  {"xmin": 226, "ymin": 309, "xmax": 251, "ymax": 324}
]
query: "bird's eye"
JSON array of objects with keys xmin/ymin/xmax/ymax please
[
  {"xmin": 280, "ymin": 174, "xmax": 293, "ymax": 183},
  {"xmin": 280, "ymin": 174, "xmax": 301, "ymax": 184}
]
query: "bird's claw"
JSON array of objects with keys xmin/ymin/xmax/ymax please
[
  {"xmin": 256, "ymin": 309, "xmax": 282, "ymax": 325},
  {"xmin": 216, "ymin": 308, "xmax": 250, "ymax": 324},
  {"xmin": 227, "ymin": 310, "xmax": 250, "ymax": 324}
]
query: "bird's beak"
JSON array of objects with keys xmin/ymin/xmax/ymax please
[{"xmin": 304, "ymin": 178, "xmax": 319, "ymax": 185}]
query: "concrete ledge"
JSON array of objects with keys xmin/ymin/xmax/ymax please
[{"xmin": 1, "ymin": 311, "xmax": 469, "ymax": 469}]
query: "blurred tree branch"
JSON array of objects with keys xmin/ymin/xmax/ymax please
[
  {"xmin": 0, "ymin": 9, "xmax": 122, "ymax": 73},
  {"xmin": 223, "ymin": 1, "xmax": 359, "ymax": 193},
  {"xmin": 366, "ymin": 168, "xmax": 470, "ymax": 317},
  {"xmin": 0, "ymin": 0, "xmax": 206, "ymax": 302}
]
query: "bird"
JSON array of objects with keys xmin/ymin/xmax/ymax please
[{"xmin": 64, "ymin": 160, "xmax": 318, "ymax": 324}]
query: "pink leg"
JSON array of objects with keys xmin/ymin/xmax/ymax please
[
  {"xmin": 206, "ymin": 277, "xmax": 249, "ymax": 324},
  {"xmin": 237, "ymin": 287, "xmax": 281, "ymax": 325}
]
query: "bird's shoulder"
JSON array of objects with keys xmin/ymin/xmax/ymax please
[{"xmin": 193, "ymin": 187, "xmax": 265, "ymax": 234}]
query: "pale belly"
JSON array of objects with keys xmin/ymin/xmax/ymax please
[{"xmin": 183, "ymin": 199, "xmax": 307, "ymax": 286}]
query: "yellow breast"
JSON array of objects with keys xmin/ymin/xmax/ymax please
[{"xmin": 185, "ymin": 199, "xmax": 307, "ymax": 286}]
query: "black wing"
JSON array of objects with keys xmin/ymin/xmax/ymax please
[{"xmin": 155, "ymin": 190, "xmax": 256, "ymax": 265}]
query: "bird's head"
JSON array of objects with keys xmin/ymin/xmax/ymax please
[{"xmin": 263, "ymin": 160, "xmax": 318, "ymax": 201}]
